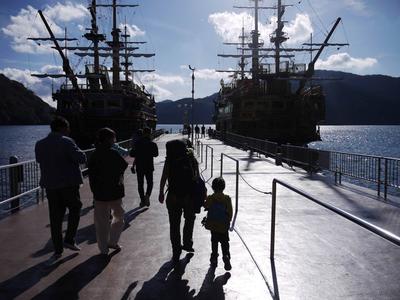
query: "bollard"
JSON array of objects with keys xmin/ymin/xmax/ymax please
[
  {"xmin": 275, "ymin": 152, "xmax": 282, "ymax": 166},
  {"xmin": 9, "ymin": 156, "xmax": 23, "ymax": 213}
]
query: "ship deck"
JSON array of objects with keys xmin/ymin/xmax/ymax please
[{"xmin": 1, "ymin": 133, "xmax": 400, "ymax": 299}]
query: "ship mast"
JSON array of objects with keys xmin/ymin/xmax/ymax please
[
  {"xmin": 239, "ymin": 27, "xmax": 246, "ymax": 80},
  {"xmin": 90, "ymin": 0, "xmax": 100, "ymax": 75},
  {"xmin": 251, "ymin": 0, "xmax": 260, "ymax": 80},
  {"xmin": 111, "ymin": 0, "xmax": 120, "ymax": 88}
]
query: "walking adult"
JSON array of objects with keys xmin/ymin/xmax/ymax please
[
  {"xmin": 159, "ymin": 139, "xmax": 199, "ymax": 262},
  {"xmin": 131, "ymin": 127, "xmax": 158, "ymax": 207},
  {"xmin": 195, "ymin": 125, "xmax": 200, "ymax": 139},
  {"xmin": 130, "ymin": 129, "xmax": 143, "ymax": 174},
  {"xmin": 201, "ymin": 124, "xmax": 205, "ymax": 138},
  {"xmin": 35, "ymin": 116, "xmax": 86, "ymax": 259},
  {"xmin": 88, "ymin": 128, "xmax": 128, "ymax": 254}
]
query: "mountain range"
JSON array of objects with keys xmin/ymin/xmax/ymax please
[
  {"xmin": 0, "ymin": 70, "xmax": 399, "ymax": 125},
  {"xmin": 0, "ymin": 74, "xmax": 54, "ymax": 125}
]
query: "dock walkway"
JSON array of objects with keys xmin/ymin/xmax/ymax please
[{"xmin": 0, "ymin": 133, "xmax": 399, "ymax": 299}]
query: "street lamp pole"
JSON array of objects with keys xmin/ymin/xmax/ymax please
[{"xmin": 189, "ymin": 65, "xmax": 195, "ymax": 144}]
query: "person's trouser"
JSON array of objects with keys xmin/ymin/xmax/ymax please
[
  {"xmin": 136, "ymin": 169, "xmax": 153, "ymax": 203},
  {"xmin": 211, "ymin": 231, "xmax": 230, "ymax": 258},
  {"xmin": 166, "ymin": 193, "xmax": 196, "ymax": 257},
  {"xmin": 94, "ymin": 199, "xmax": 125, "ymax": 254},
  {"xmin": 46, "ymin": 186, "xmax": 82, "ymax": 254}
]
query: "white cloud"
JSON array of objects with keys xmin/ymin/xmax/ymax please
[
  {"xmin": 2, "ymin": 2, "xmax": 89, "ymax": 54},
  {"xmin": 343, "ymin": 0, "xmax": 368, "ymax": 14},
  {"xmin": 208, "ymin": 12, "xmax": 312, "ymax": 46},
  {"xmin": 44, "ymin": 2, "xmax": 88, "ymax": 22},
  {"xmin": 142, "ymin": 73, "xmax": 185, "ymax": 85},
  {"xmin": 316, "ymin": 52, "xmax": 377, "ymax": 71},
  {"xmin": 0, "ymin": 67, "xmax": 41, "ymax": 86},
  {"xmin": 179, "ymin": 66, "xmax": 231, "ymax": 81},
  {"xmin": 284, "ymin": 14, "xmax": 313, "ymax": 44},
  {"xmin": 146, "ymin": 84, "xmax": 174, "ymax": 100},
  {"xmin": 138, "ymin": 73, "xmax": 185, "ymax": 101},
  {"xmin": 119, "ymin": 23, "xmax": 146, "ymax": 37}
]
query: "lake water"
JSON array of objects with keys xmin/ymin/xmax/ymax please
[{"xmin": 0, "ymin": 125, "xmax": 399, "ymax": 165}]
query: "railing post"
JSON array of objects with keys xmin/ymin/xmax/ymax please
[
  {"xmin": 334, "ymin": 166, "xmax": 338, "ymax": 185},
  {"xmin": 384, "ymin": 158, "xmax": 388, "ymax": 200},
  {"xmin": 220, "ymin": 153, "xmax": 223, "ymax": 177},
  {"xmin": 205, "ymin": 145, "xmax": 208, "ymax": 170},
  {"xmin": 232, "ymin": 159, "xmax": 239, "ymax": 229},
  {"xmin": 9, "ymin": 156, "xmax": 22, "ymax": 213},
  {"xmin": 270, "ymin": 179, "xmax": 277, "ymax": 260},
  {"xmin": 201, "ymin": 143, "xmax": 204, "ymax": 164},
  {"xmin": 377, "ymin": 157, "xmax": 381, "ymax": 197},
  {"xmin": 211, "ymin": 148, "xmax": 214, "ymax": 178}
]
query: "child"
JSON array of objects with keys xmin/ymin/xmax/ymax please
[{"xmin": 204, "ymin": 177, "xmax": 233, "ymax": 270}]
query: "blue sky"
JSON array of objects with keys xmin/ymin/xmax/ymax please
[{"xmin": 0, "ymin": 0, "xmax": 399, "ymax": 106}]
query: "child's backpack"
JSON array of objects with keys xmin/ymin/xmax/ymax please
[{"xmin": 205, "ymin": 201, "xmax": 229, "ymax": 231}]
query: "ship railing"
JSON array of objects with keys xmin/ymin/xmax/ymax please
[
  {"xmin": 0, "ymin": 138, "xmax": 137, "ymax": 216},
  {"xmin": 60, "ymin": 83, "xmax": 89, "ymax": 91},
  {"xmin": 220, "ymin": 132, "xmax": 278, "ymax": 158},
  {"xmin": 214, "ymin": 131, "xmax": 400, "ymax": 199}
]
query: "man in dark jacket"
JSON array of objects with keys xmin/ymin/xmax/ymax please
[
  {"xmin": 131, "ymin": 127, "xmax": 158, "ymax": 207},
  {"xmin": 35, "ymin": 117, "xmax": 86, "ymax": 259},
  {"xmin": 89, "ymin": 128, "xmax": 128, "ymax": 254}
]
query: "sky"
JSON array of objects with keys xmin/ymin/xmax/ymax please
[{"xmin": 0, "ymin": 0, "xmax": 399, "ymax": 106}]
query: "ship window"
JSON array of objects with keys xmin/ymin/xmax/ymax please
[{"xmin": 107, "ymin": 99, "xmax": 121, "ymax": 108}]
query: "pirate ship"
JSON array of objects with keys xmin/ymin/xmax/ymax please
[
  {"xmin": 215, "ymin": 0, "xmax": 347, "ymax": 145},
  {"xmin": 31, "ymin": 1, "xmax": 156, "ymax": 148}
]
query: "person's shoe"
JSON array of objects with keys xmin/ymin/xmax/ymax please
[
  {"xmin": 64, "ymin": 241, "xmax": 81, "ymax": 251},
  {"xmin": 223, "ymin": 255, "xmax": 232, "ymax": 271},
  {"xmin": 139, "ymin": 201, "xmax": 145, "ymax": 208},
  {"xmin": 210, "ymin": 254, "xmax": 218, "ymax": 267},
  {"xmin": 108, "ymin": 244, "xmax": 122, "ymax": 250},
  {"xmin": 46, "ymin": 252, "xmax": 62, "ymax": 266},
  {"xmin": 145, "ymin": 195, "xmax": 150, "ymax": 207},
  {"xmin": 181, "ymin": 245, "xmax": 195, "ymax": 253}
]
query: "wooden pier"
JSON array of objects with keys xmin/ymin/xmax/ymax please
[{"xmin": 0, "ymin": 133, "xmax": 399, "ymax": 299}]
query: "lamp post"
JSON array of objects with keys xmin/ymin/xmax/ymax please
[{"xmin": 188, "ymin": 65, "xmax": 195, "ymax": 144}]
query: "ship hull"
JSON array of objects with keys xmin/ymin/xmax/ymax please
[
  {"xmin": 54, "ymin": 87, "xmax": 157, "ymax": 148},
  {"xmin": 215, "ymin": 80, "xmax": 325, "ymax": 145}
]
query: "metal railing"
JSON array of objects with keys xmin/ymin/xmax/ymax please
[
  {"xmin": 0, "ymin": 133, "xmax": 161, "ymax": 214},
  {"xmin": 329, "ymin": 152, "xmax": 400, "ymax": 199},
  {"xmin": 0, "ymin": 159, "xmax": 41, "ymax": 213},
  {"xmin": 270, "ymin": 178, "xmax": 400, "ymax": 260},
  {"xmin": 215, "ymin": 131, "xmax": 400, "ymax": 199}
]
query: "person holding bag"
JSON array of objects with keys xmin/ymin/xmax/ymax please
[{"xmin": 159, "ymin": 139, "xmax": 202, "ymax": 263}]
